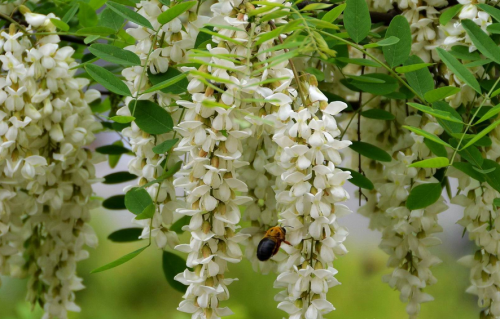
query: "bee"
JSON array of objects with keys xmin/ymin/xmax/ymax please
[{"xmin": 257, "ymin": 226, "xmax": 291, "ymax": 261}]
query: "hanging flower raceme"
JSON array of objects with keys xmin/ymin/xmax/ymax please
[
  {"xmin": 240, "ymin": 131, "xmax": 281, "ymax": 274},
  {"xmin": 118, "ymin": 0, "xmax": 210, "ymax": 251},
  {"xmin": 267, "ymin": 70, "xmax": 352, "ymax": 318},
  {"xmin": 0, "ymin": 10, "xmax": 102, "ymax": 319},
  {"xmin": 172, "ymin": 0, "xmax": 308, "ymax": 316},
  {"xmin": 450, "ymin": 125, "xmax": 500, "ymax": 319}
]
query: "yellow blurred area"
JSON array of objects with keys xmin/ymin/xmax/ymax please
[{"xmin": 0, "ymin": 209, "xmax": 479, "ymax": 319}]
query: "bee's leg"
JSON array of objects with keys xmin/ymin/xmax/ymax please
[{"xmin": 284, "ymin": 241, "xmax": 292, "ymax": 245}]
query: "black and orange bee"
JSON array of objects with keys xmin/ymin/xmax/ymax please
[{"xmin": 257, "ymin": 226, "xmax": 291, "ymax": 261}]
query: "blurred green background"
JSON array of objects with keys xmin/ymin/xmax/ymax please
[{"xmin": 0, "ymin": 207, "xmax": 480, "ymax": 319}]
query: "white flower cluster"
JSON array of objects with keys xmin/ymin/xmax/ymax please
[
  {"xmin": 439, "ymin": 1, "xmax": 492, "ymax": 108},
  {"xmin": 118, "ymin": 0, "xmax": 210, "ymax": 250},
  {"xmin": 353, "ymin": 109, "xmax": 447, "ymax": 317},
  {"xmin": 240, "ymin": 133, "xmax": 281, "ymax": 274},
  {"xmin": 450, "ymin": 126, "xmax": 500, "ymax": 319},
  {"xmin": 441, "ymin": 0, "xmax": 493, "ymax": 50},
  {"xmin": 452, "ymin": 174, "xmax": 500, "ymax": 319},
  {"xmin": 0, "ymin": 11, "xmax": 101, "ymax": 319},
  {"xmin": 173, "ymin": 1, "xmax": 265, "ymax": 317},
  {"xmin": 269, "ymin": 75, "xmax": 352, "ymax": 318}
]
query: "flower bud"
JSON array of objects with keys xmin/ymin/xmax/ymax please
[
  {"xmin": 204, "ymin": 308, "xmax": 213, "ymax": 319},
  {"xmin": 19, "ymin": 5, "xmax": 31, "ymax": 14},
  {"xmin": 294, "ymin": 299, "xmax": 303, "ymax": 308},
  {"xmin": 205, "ymin": 276, "xmax": 214, "ymax": 287},
  {"xmin": 202, "ymin": 221, "xmax": 211, "ymax": 234},
  {"xmin": 202, "ymin": 245, "xmax": 212, "ymax": 259},
  {"xmin": 314, "ymin": 260, "xmax": 323, "ymax": 270}
]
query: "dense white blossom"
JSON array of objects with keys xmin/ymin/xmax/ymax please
[
  {"xmin": 0, "ymin": 11, "xmax": 102, "ymax": 319},
  {"xmin": 118, "ymin": 0, "xmax": 211, "ymax": 251}
]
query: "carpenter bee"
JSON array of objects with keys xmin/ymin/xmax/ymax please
[{"xmin": 257, "ymin": 226, "xmax": 291, "ymax": 261}]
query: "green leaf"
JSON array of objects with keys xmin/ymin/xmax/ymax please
[
  {"xmin": 96, "ymin": 144, "xmax": 131, "ymax": 155},
  {"xmin": 103, "ymin": 171, "xmax": 137, "ymax": 184},
  {"xmin": 344, "ymin": 0, "xmax": 371, "ymax": 43},
  {"xmin": 477, "ymin": 4, "xmax": 500, "ymax": 23},
  {"xmin": 475, "ymin": 104, "xmax": 500, "ymax": 124},
  {"xmin": 63, "ymin": 4, "xmax": 79, "ymax": 23},
  {"xmin": 492, "ymin": 88, "xmax": 500, "ymax": 98},
  {"xmin": 84, "ymin": 35, "xmax": 100, "ymax": 44},
  {"xmin": 338, "ymin": 167, "xmax": 374, "ymax": 190},
  {"xmin": 157, "ymin": 1, "xmax": 197, "ymax": 25},
  {"xmin": 361, "ymin": 109, "xmax": 395, "ymax": 120},
  {"xmin": 90, "ymin": 0, "xmax": 108, "ymax": 9},
  {"xmin": 487, "ymin": 23, "xmax": 500, "ymax": 34},
  {"xmin": 153, "ymin": 138, "xmax": 179, "ymax": 154},
  {"xmin": 148, "ymin": 68, "xmax": 189, "ymax": 95},
  {"xmin": 305, "ymin": 67, "xmax": 325, "ymax": 82},
  {"xmin": 128, "ymin": 100, "xmax": 173, "ymax": 135},
  {"xmin": 103, "ymin": 195, "xmax": 126, "ymax": 210},
  {"xmin": 403, "ymin": 126, "xmax": 452, "ymax": 148},
  {"xmin": 464, "ymin": 59, "xmax": 492, "ymax": 67},
  {"xmin": 453, "ymin": 162, "xmax": 485, "ymax": 182},
  {"xmin": 107, "ymin": 1, "xmax": 154, "ymax": 30},
  {"xmin": 439, "ymin": 4, "xmax": 463, "ymax": 26},
  {"xmin": 162, "ymin": 251, "xmax": 188, "ymax": 293},
  {"xmin": 494, "ymin": 198, "xmax": 500, "ymax": 207},
  {"xmin": 407, "ymin": 102, "xmax": 464, "ymax": 123},
  {"xmin": 462, "ymin": 19, "xmax": 500, "ymax": 64},
  {"xmin": 79, "ymin": 2, "xmax": 98, "ymax": 27},
  {"xmin": 135, "ymin": 203, "xmax": 156, "ymax": 220},
  {"xmin": 108, "ymin": 228, "xmax": 143, "ymax": 242},
  {"xmin": 99, "ymin": 7, "xmax": 125, "ymax": 30},
  {"xmin": 91, "ymin": 246, "xmax": 148, "ymax": 273},
  {"xmin": 450, "ymin": 45, "xmax": 481, "ymax": 61},
  {"xmin": 170, "ymin": 216, "xmax": 191, "ymax": 233},
  {"xmin": 194, "ymin": 25, "xmax": 214, "ymax": 48},
  {"xmin": 473, "ymin": 166, "xmax": 496, "ymax": 174},
  {"xmin": 349, "ymin": 141, "xmax": 391, "ymax": 162},
  {"xmin": 395, "ymin": 63, "xmax": 434, "ymax": 74},
  {"xmin": 143, "ymin": 73, "xmax": 188, "ymax": 94},
  {"xmin": 335, "ymin": 57, "xmax": 380, "ymax": 67},
  {"xmin": 433, "ymin": 101, "xmax": 463, "ymax": 134},
  {"xmin": 125, "ymin": 188, "xmax": 153, "ymax": 215},
  {"xmin": 301, "ymin": 3, "xmax": 333, "ymax": 10},
  {"xmin": 483, "ymin": 159, "xmax": 500, "ymax": 193},
  {"xmin": 88, "ymin": 44, "xmax": 141, "ymax": 67},
  {"xmin": 364, "ymin": 36, "xmax": 399, "ymax": 48},
  {"xmin": 349, "ymin": 75, "xmax": 386, "ymax": 83},
  {"xmin": 349, "ymin": 73, "xmax": 398, "ymax": 95},
  {"xmin": 110, "ymin": 115, "xmax": 135, "ymax": 123},
  {"xmin": 406, "ymin": 183, "xmax": 442, "ymax": 210},
  {"xmin": 111, "ymin": 0, "xmax": 138, "ymax": 5},
  {"xmin": 424, "ymin": 138, "xmax": 448, "ymax": 157},
  {"xmin": 91, "ymin": 98, "xmax": 111, "ymax": 113},
  {"xmin": 435, "ymin": 47, "xmax": 481, "ymax": 94},
  {"xmin": 108, "ymin": 140, "xmax": 123, "ymax": 168},
  {"xmin": 424, "ymin": 86, "xmax": 461, "ymax": 103},
  {"xmin": 322, "ymin": 3, "xmax": 346, "ymax": 22},
  {"xmin": 76, "ymin": 26, "xmax": 116, "ymax": 36},
  {"xmin": 383, "ymin": 16, "xmax": 412, "ymax": 68},
  {"xmin": 160, "ymin": 161, "xmax": 183, "ymax": 179},
  {"xmin": 408, "ymin": 157, "xmax": 449, "ymax": 168},
  {"xmin": 50, "ymin": 18, "xmax": 70, "ymax": 31},
  {"xmin": 85, "ymin": 64, "xmax": 131, "ymax": 96},
  {"xmin": 404, "ymin": 55, "xmax": 434, "ymax": 99},
  {"xmin": 462, "ymin": 119, "xmax": 500, "ymax": 150}
]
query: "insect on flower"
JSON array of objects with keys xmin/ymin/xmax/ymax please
[{"xmin": 257, "ymin": 226, "xmax": 292, "ymax": 261}]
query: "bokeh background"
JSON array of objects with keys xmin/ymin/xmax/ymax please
[{"xmin": 0, "ymin": 131, "xmax": 480, "ymax": 319}]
